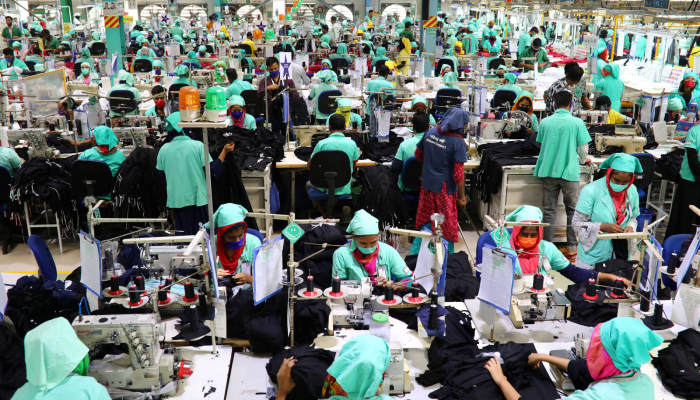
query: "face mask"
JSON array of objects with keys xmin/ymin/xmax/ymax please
[
  {"xmin": 518, "ymin": 106, "xmax": 530, "ymax": 112},
  {"xmin": 232, "ymin": 111, "xmax": 243, "ymax": 119},
  {"xmin": 489, "ymin": 38, "xmax": 496, "ymax": 45},
  {"xmin": 518, "ymin": 236, "xmax": 538, "ymax": 248},
  {"xmin": 155, "ymin": 100, "xmax": 166, "ymax": 109},
  {"xmin": 357, "ymin": 244, "xmax": 377, "ymax": 254},
  {"xmin": 217, "ymin": 67, "xmax": 224, "ymax": 75},
  {"xmin": 97, "ymin": 144, "xmax": 110, "ymax": 153},
  {"xmin": 225, "ymin": 237, "xmax": 244, "ymax": 250},
  {"xmin": 82, "ymin": 68, "xmax": 90, "ymax": 74},
  {"xmin": 610, "ymin": 182, "xmax": 628, "ymax": 192},
  {"xmin": 685, "ymin": 79, "xmax": 695, "ymax": 87},
  {"xmin": 322, "ymin": 66, "xmax": 329, "ymax": 70},
  {"xmin": 199, "ymin": 52, "xmax": 205, "ymax": 56},
  {"xmin": 269, "ymin": 70, "xmax": 279, "ymax": 77},
  {"xmin": 57, "ymin": 108, "xmax": 65, "ymax": 116},
  {"xmin": 4, "ymin": 58, "xmax": 11, "ymax": 63},
  {"xmin": 154, "ymin": 68, "xmax": 161, "ymax": 74}
]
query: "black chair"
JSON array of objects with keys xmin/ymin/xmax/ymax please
[
  {"xmin": 491, "ymin": 89, "xmax": 518, "ymax": 111},
  {"xmin": 488, "ymin": 57, "xmax": 506, "ymax": 70},
  {"xmin": 90, "ymin": 42, "xmax": 106, "ymax": 56},
  {"xmin": 109, "ymin": 90, "xmax": 137, "ymax": 116},
  {"xmin": 205, "ymin": 44, "xmax": 214, "ymax": 54},
  {"xmin": 240, "ymin": 89, "xmax": 259, "ymax": 118},
  {"xmin": 434, "ymin": 88, "xmax": 462, "ymax": 119},
  {"xmin": 71, "ymin": 159, "xmax": 113, "ymax": 201},
  {"xmin": 400, "ymin": 156, "xmax": 423, "ymax": 203},
  {"xmin": 73, "ymin": 62, "xmax": 84, "ymax": 78},
  {"xmin": 308, "ymin": 150, "xmax": 352, "ymax": 213},
  {"xmin": 317, "ymin": 90, "xmax": 343, "ymax": 116},
  {"xmin": 25, "ymin": 60, "xmax": 35, "ymax": 72},
  {"xmin": 435, "ymin": 58, "xmax": 456, "ymax": 76},
  {"xmin": 239, "ymin": 43, "xmax": 253, "ymax": 55},
  {"xmin": 240, "ymin": 57, "xmax": 254, "ymax": 72},
  {"xmin": 168, "ymin": 83, "xmax": 187, "ymax": 109},
  {"xmin": 374, "ymin": 59, "xmax": 387, "ymax": 71},
  {"xmin": 331, "ymin": 58, "xmax": 349, "ymax": 76},
  {"xmin": 133, "ymin": 58, "xmax": 153, "ymax": 73}
]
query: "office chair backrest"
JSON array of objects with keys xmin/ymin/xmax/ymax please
[
  {"xmin": 239, "ymin": 90, "xmax": 259, "ymax": 118},
  {"xmin": 0, "ymin": 165, "xmax": 10, "ymax": 203},
  {"xmin": 632, "ymin": 153, "xmax": 656, "ymax": 189},
  {"xmin": 205, "ymin": 44, "xmax": 214, "ymax": 54},
  {"xmin": 331, "ymin": 58, "xmax": 349, "ymax": 75},
  {"xmin": 71, "ymin": 159, "xmax": 113, "ymax": 199},
  {"xmin": 239, "ymin": 43, "xmax": 253, "ymax": 55},
  {"xmin": 475, "ymin": 229, "xmax": 513, "ymax": 265},
  {"xmin": 133, "ymin": 58, "xmax": 153, "ymax": 73},
  {"xmin": 90, "ymin": 42, "xmax": 106, "ymax": 56},
  {"xmin": 374, "ymin": 60, "xmax": 387, "ymax": 71},
  {"xmin": 435, "ymin": 58, "xmax": 456, "ymax": 76},
  {"xmin": 28, "ymin": 235, "xmax": 57, "ymax": 282},
  {"xmin": 491, "ymin": 89, "xmax": 518, "ymax": 110},
  {"xmin": 435, "ymin": 88, "xmax": 462, "ymax": 114},
  {"xmin": 168, "ymin": 83, "xmax": 188, "ymax": 109},
  {"xmin": 248, "ymin": 228, "xmax": 265, "ymax": 243},
  {"xmin": 109, "ymin": 90, "xmax": 137, "ymax": 115},
  {"xmin": 24, "ymin": 60, "xmax": 36, "ymax": 72},
  {"xmin": 180, "ymin": 61, "xmax": 199, "ymax": 70},
  {"xmin": 309, "ymin": 150, "xmax": 352, "ymax": 190},
  {"xmin": 317, "ymin": 90, "xmax": 343, "ymax": 116},
  {"xmin": 400, "ymin": 156, "xmax": 423, "ymax": 191}
]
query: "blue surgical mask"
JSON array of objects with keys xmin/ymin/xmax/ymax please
[
  {"xmin": 357, "ymin": 244, "xmax": 377, "ymax": 254},
  {"xmin": 225, "ymin": 237, "xmax": 244, "ymax": 250},
  {"xmin": 322, "ymin": 66, "xmax": 329, "ymax": 70},
  {"xmin": 4, "ymin": 57, "xmax": 12, "ymax": 63},
  {"xmin": 154, "ymin": 68, "xmax": 161, "ymax": 74},
  {"xmin": 610, "ymin": 182, "xmax": 628, "ymax": 193},
  {"xmin": 199, "ymin": 52, "xmax": 205, "ymax": 56},
  {"xmin": 57, "ymin": 108, "xmax": 65, "ymax": 116},
  {"xmin": 232, "ymin": 111, "xmax": 243, "ymax": 119},
  {"xmin": 269, "ymin": 70, "xmax": 279, "ymax": 77}
]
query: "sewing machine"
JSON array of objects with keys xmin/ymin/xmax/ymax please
[
  {"xmin": 549, "ymin": 334, "xmax": 589, "ymax": 391},
  {"xmin": 112, "ymin": 127, "xmax": 148, "ymax": 155},
  {"xmin": 191, "ymin": 70, "xmax": 216, "ymax": 87},
  {"xmin": 73, "ymin": 313, "xmax": 189, "ymax": 395},
  {"xmin": 382, "ymin": 342, "xmax": 411, "ymax": 395},
  {"xmin": 330, "ymin": 277, "xmax": 373, "ymax": 329},
  {"xmin": 509, "ymin": 274, "xmax": 571, "ymax": 328},
  {"xmin": 295, "ymin": 125, "xmax": 328, "ymax": 147},
  {"xmin": 6, "ymin": 128, "xmax": 55, "ymax": 158},
  {"xmin": 594, "ymin": 133, "xmax": 647, "ymax": 154},
  {"xmin": 122, "ymin": 114, "xmax": 158, "ymax": 128},
  {"xmin": 614, "ymin": 124, "xmax": 637, "ymax": 136},
  {"xmin": 577, "ymin": 110, "xmax": 608, "ymax": 124},
  {"xmin": 148, "ymin": 245, "xmax": 204, "ymax": 277}
]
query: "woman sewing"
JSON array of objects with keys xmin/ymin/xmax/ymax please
[
  {"xmin": 486, "ymin": 317, "xmax": 662, "ymax": 400},
  {"xmin": 669, "ymin": 72, "xmax": 700, "ymax": 110},
  {"xmin": 502, "ymin": 91, "xmax": 538, "ymax": 138},
  {"xmin": 666, "ymin": 123, "xmax": 700, "ymax": 239},
  {"xmin": 226, "ymin": 95, "xmax": 257, "ymax": 130},
  {"xmin": 573, "ymin": 154, "xmax": 641, "ymax": 270},
  {"xmin": 325, "ymin": 98, "xmax": 362, "ymax": 129},
  {"xmin": 209, "ymin": 203, "xmax": 261, "ymax": 286}
]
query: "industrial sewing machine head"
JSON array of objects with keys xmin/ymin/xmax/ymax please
[
  {"xmin": 594, "ymin": 133, "xmax": 647, "ymax": 154},
  {"xmin": 7, "ymin": 128, "xmax": 55, "ymax": 159},
  {"xmin": 576, "ymin": 110, "xmax": 608, "ymax": 125},
  {"xmin": 191, "ymin": 69, "xmax": 215, "ymax": 87},
  {"xmin": 510, "ymin": 271, "xmax": 571, "ymax": 328},
  {"xmin": 67, "ymin": 82, "xmax": 99, "ymax": 94},
  {"xmin": 112, "ymin": 126, "xmax": 148, "ymax": 155},
  {"xmin": 328, "ymin": 277, "xmax": 374, "ymax": 329},
  {"xmin": 73, "ymin": 313, "xmax": 190, "ymax": 396}
]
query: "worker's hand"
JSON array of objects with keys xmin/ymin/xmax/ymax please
[
  {"xmin": 267, "ymin": 83, "xmax": 279, "ymax": 91},
  {"xmin": 458, "ymin": 196, "xmax": 467, "ymax": 209},
  {"xmin": 222, "ymin": 142, "xmax": 235, "ymax": 155},
  {"xmin": 376, "ymin": 276, "xmax": 391, "ymax": 287},
  {"xmin": 232, "ymin": 273, "xmax": 252, "ymax": 285},
  {"xmin": 216, "ymin": 268, "xmax": 231, "ymax": 278},
  {"xmin": 600, "ymin": 223, "xmax": 624, "ymax": 233},
  {"xmin": 599, "ymin": 273, "xmax": 632, "ymax": 288},
  {"xmin": 584, "ymin": 158, "xmax": 592, "ymax": 165},
  {"xmin": 484, "ymin": 357, "xmax": 506, "ymax": 386},
  {"xmin": 624, "ymin": 226, "xmax": 635, "ymax": 233},
  {"xmin": 527, "ymin": 353, "xmax": 542, "ymax": 369},
  {"xmin": 276, "ymin": 357, "xmax": 297, "ymax": 398}
]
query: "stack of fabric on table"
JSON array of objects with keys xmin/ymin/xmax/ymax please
[
  {"xmin": 475, "ymin": 140, "xmax": 541, "ymax": 203},
  {"xmin": 652, "ymin": 329, "xmax": 700, "ymax": 399},
  {"xmin": 112, "ymin": 147, "xmax": 166, "ymax": 219}
]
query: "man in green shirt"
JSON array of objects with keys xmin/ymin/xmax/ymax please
[
  {"xmin": 365, "ymin": 65, "xmax": 395, "ymax": 114},
  {"xmin": 398, "ymin": 21, "xmax": 415, "ymax": 42},
  {"xmin": 534, "ymin": 91, "xmax": 591, "ymax": 253},
  {"xmin": 307, "ymin": 114, "xmax": 359, "ymax": 200},
  {"xmin": 517, "ymin": 38, "xmax": 549, "ymax": 72},
  {"xmin": 2, "ymin": 16, "xmax": 21, "ymax": 43},
  {"xmin": 41, "ymin": 29, "xmax": 60, "ymax": 54}
]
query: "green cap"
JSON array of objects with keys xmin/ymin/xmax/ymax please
[{"xmin": 372, "ymin": 313, "xmax": 389, "ymax": 323}]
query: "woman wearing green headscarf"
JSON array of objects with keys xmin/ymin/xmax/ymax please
[
  {"xmin": 666, "ymin": 123, "xmax": 700, "ymax": 238},
  {"xmin": 441, "ymin": 71, "xmax": 459, "ymax": 90},
  {"xmin": 308, "ymin": 69, "xmax": 338, "ymax": 123},
  {"xmin": 440, "ymin": 47, "xmax": 459, "ymax": 76},
  {"xmin": 75, "ymin": 47, "xmax": 95, "ymax": 73},
  {"xmin": 462, "ymin": 24, "xmax": 478, "ymax": 55},
  {"xmin": 108, "ymin": 70, "xmax": 142, "ymax": 117},
  {"xmin": 504, "ymin": 91, "xmax": 539, "ymax": 135},
  {"xmin": 595, "ymin": 64, "xmax": 625, "ymax": 112},
  {"xmin": 411, "ymin": 96, "xmax": 436, "ymax": 125},
  {"xmin": 492, "ymin": 72, "xmax": 522, "ymax": 98},
  {"xmin": 372, "ymin": 46, "xmax": 390, "ymax": 68},
  {"xmin": 171, "ymin": 20, "xmax": 184, "ymax": 38},
  {"xmin": 315, "ymin": 58, "xmax": 338, "ymax": 82},
  {"xmin": 668, "ymin": 71, "xmax": 700, "ymax": 110},
  {"xmin": 634, "ymin": 35, "xmax": 647, "ymax": 59},
  {"xmin": 330, "ymin": 42, "xmax": 353, "ymax": 64},
  {"xmin": 78, "ymin": 126, "xmax": 126, "ymax": 177},
  {"xmin": 236, "ymin": 48, "xmax": 255, "ymax": 72},
  {"xmin": 591, "ymin": 42, "xmax": 609, "ymax": 86},
  {"xmin": 181, "ymin": 50, "xmax": 202, "ymax": 69},
  {"xmin": 446, "ymin": 27, "xmax": 458, "ymax": 50},
  {"xmin": 572, "ymin": 153, "xmax": 641, "ymax": 270},
  {"xmin": 86, "ymin": 31, "xmax": 101, "ymax": 52},
  {"xmin": 172, "ymin": 63, "xmax": 197, "ymax": 88},
  {"xmin": 11, "ymin": 317, "xmax": 111, "ymax": 400},
  {"xmin": 226, "ymin": 94, "xmax": 257, "ymax": 130},
  {"xmin": 488, "ymin": 317, "xmax": 662, "ymax": 400}
]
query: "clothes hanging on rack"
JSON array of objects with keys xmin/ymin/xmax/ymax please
[{"xmin": 112, "ymin": 147, "xmax": 166, "ymax": 219}]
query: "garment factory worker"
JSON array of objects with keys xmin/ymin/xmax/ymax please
[
  {"xmin": 10, "ymin": 41, "xmax": 19, "ymax": 57},
  {"xmin": 332, "ymin": 209, "xmax": 412, "ymax": 288},
  {"xmin": 489, "ymin": 205, "xmax": 631, "ymax": 285},
  {"xmin": 325, "ymin": 98, "xmax": 362, "ymax": 129},
  {"xmin": 411, "ymin": 96, "xmax": 436, "ymax": 125},
  {"xmin": 462, "ymin": 24, "xmax": 478, "ymax": 55},
  {"xmin": 546, "ymin": 23, "xmax": 556, "ymax": 41},
  {"xmin": 225, "ymin": 68, "xmax": 255, "ymax": 98},
  {"xmin": 330, "ymin": 42, "xmax": 353, "ymax": 64},
  {"xmin": 316, "ymin": 58, "xmax": 338, "ymax": 82},
  {"xmin": 503, "ymin": 91, "xmax": 538, "ymax": 138},
  {"xmin": 669, "ymin": 71, "xmax": 700, "ymax": 110},
  {"xmin": 482, "ymin": 20, "xmax": 496, "ymax": 43},
  {"xmin": 170, "ymin": 19, "xmax": 184, "ymax": 38},
  {"xmin": 594, "ymin": 64, "xmax": 625, "ymax": 112},
  {"xmin": 308, "ymin": 69, "xmax": 338, "ymax": 123},
  {"xmin": 372, "ymin": 46, "xmax": 390, "ymax": 68},
  {"xmin": 77, "ymin": 62, "xmax": 98, "ymax": 84},
  {"xmin": 487, "ymin": 317, "xmax": 662, "ymax": 400},
  {"xmin": 518, "ymin": 27, "xmax": 538, "ymax": 57},
  {"xmin": 482, "ymin": 29, "xmax": 501, "ymax": 55},
  {"xmin": 236, "ymin": 48, "xmax": 256, "ymax": 72},
  {"xmin": 107, "ymin": 70, "xmax": 141, "ymax": 117},
  {"xmin": 591, "ymin": 42, "xmax": 609, "ymax": 87},
  {"xmin": 544, "ymin": 62, "xmax": 589, "ymax": 115},
  {"xmin": 150, "ymin": 59, "xmax": 166, "ymax": 83},
  {"xmin": 634, "ymin": 35, "xmax": 648, "ymax": 59},
  {"xmin": 135, "ymin": 40, "xmax": 156, "ymax": 60},
  {"xmin": 0, "ymin": 145, "xmax": 22, "ymax": 177},
  {"xmin": 535, "ymin": 91, "xmax": 591, "ymax": 259},
  {"xmin": 208, "ymin": 203, "xmax": 261, "ymax": 282},
  {"xmin": 75, "ymin": 48, "xmax": 95, "ymax": 73},
  {"xmin": 441, "ymin": 71, "xmax": 459, "ymax": 90},
  {"xmin": 144, "ymin": 85, "xmax": 168, "ymax": 124},
  {"xmin": 0, "ymin": 47, "xmax": 26, "ymax": 80},
  {"xmin": 10, "ymin": 318, "xmax": 111, "ymax": 400},
  {"xmin": 226, "ymin": 95, "xmax": 257, "ymax": 130},
  {"xmin": 78, "ymin": 126, "xmax": 126, "ymax": 181},
  {"xmin": 666, "ymin": 123, "xmax": 700, "ymax": 239},
  {"xmin": 396, "ymin": 38, "xmax": 411, "ymax": 76},
  {"xmin": 393, "ymin": 112, "xmax": 429, "ymax": 192},
  {"xmin": 172, "ymin": 63, "xmax": 197, "ymax": 88},
  {"xmin": 365, "ymin": 65, "xmax": 395, "ymax": 114},
  {"xmin": 308, "ymin": 114, "xmax": 359, "ymax": 199},
  {"xmin": 414, "ymin": 108, "xmax": 468, "ymax": 249},
  {"xmin": 197, "ymin": 45, "xmax": 210, "ymax": 59},
  {"xmin": 440, "ymin": 47, "xmax": 459, "ymax": 76},
  {"xmin": 157, "ymin": 113, "xmax": 233, "ymax": 235},
  {"xmin": 494, "ymin": 72, "xmax": 522, "ymax": 98},
  {"xmin": 573, "ymin": 153, "xmax": 641, "ymax": 270},
  {"xmin": 517, "ymin": 38, "xmax": 549, "ymax": 72},
  {"xmin": 594, "ymin": 96, "xmax": 633, "ymax": 125},
  {"xmin": 182, "ymin": 51, "xmax": 202, "ymax": 69},
  {"xmin": 398, "ymin": 21, "xmax": 415, "ymax": 42},
  {"xmin": 241, "ymin": 31, "xmax": 257, "ymax": 54},
  {"xmin": 319, "ymin": 25, "xmax": 330, "ymax": 45},
  {"xmin": 666, "ymin": 97, "xmax": 687, "ymax": 125},
  {"xmin": 445, "ymin": 28, "xmax": 458, "ymax": 51},
  {"xmin": 2, "ymin": 16, "xmax": 21, "ymax": 41},
  {"xmin": 25, "ymin": 46, "xmax": 44, "ymax": 71}
]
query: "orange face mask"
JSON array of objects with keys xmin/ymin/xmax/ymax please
[{"xmin": 518, "ymin": 236, "xmax": 538, "ymax": 249}]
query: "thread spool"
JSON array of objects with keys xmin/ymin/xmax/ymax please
[
  {"xmin": 531, "ymin": 273, "xmax": 545, "ymax": 292},
  {"xmin": 640, "ymin": 289, "xmax": 650, "ymax": 312},
  {"xmin": 610, "ymin": 276, "xmax": 626, "ymax": 299},
  {"xmin": 165, "ymin": 277, "xmax": 173, "ymax": 290},
  {"xmin": 109, "ymin": 276, "xmax": 121, "ymax": 295},
  {"xmin": 183, "ymin": 282, "xmax": 197, "ymax": 302},
  {"xmin": 128, "ymin": 285, "xmax": 142, "ymax": 306},
  {"xmin": 653, "ymin": 303, "xmax": 664, "ymax": 326},
  {"xmin": 384, "ymin": 286, "xmax": 394, "ymax": 301},
  {"xmin": 332, "ymin": 276, "xmax": 341, "ymax": 293},
  {"xmin": 683, "ymin": 266, "xmax": 693, "ymax": 284},
  {"xmin": 198, "ymin": 290, "xmax": 209, "ymax": 314},
  {"xmin": 428, "ymin": 303, "xmax": 438, "ymax": 330},
  {"xmin": 158, "ymin": 284, "xmax": 168, "ymax": 303},
  {"xmin": 135, "ymin": 276, "xmax": 145, "ymax": 293},
  {"xmin": 189, "ymin": 305, "xmax": 200, "ymax": 331},
  {"xmin": 302, "ymin": 275, "xmax": 318, "ymax": 297},
  {"xmin": 667, "ymin": 252, "xmax": 678, "ymax": 274},
  {"xmin": 286, "ymin": 265, "xmax": 293, "ymax": 284},
  {"xmin": 411, "ymin": 287, "xmax": 420, "ymax": 299},
  {"xmin": 583, "ymin": 277, "xmax": 598, "ymax": 300},
  {"xmin": 430, "ymin": 291, "xmax": 438, "ymax": 305}
]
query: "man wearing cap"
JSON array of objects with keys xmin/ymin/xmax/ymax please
[{"xmin": 332, "ymin": 209, "xmax": 413, "ymax": 289}]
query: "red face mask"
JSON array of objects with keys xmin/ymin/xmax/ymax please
[
  {"xmin": 685, "ymin": 79, "xmax": 696, "ymax": 88},
  {"xmin": 155, "ymin": 100, "xmax": 166, "ymax": 109},
  {"xmin": 97, "ymin": 144, "xmax": 110, "ymax": 153},
  {"xmin": 489, "ymin": 38, "xmax": 496, "ymax": 45}
]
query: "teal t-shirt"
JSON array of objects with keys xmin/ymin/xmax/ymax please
[
  {"xmin": 0, "ymin": 147, "xmax": 23, "ymax": 177},
  {"xmin": 332, "ymin": 242, "xmax": 412, "ymax": 282},
  {"xmin": 310, "ymin": 132, "xmax": 359, "ymax": 195},
  {"xmin": 156, "ymin": 135, "xmax": 213, "ymax": 208},
  {"xmin": 681, "ymin": 125, "xmax": 700, "ymax": 182},
  {"xmin": 395, "ymin": 131, "xmax": 424, "ymax": 191},
  {"xmin": 534, "ymin": 109, "xmax": 591, "ymax": 181},
  {"xmin": 78, "ymin": 148, "xmax": 125, "ymax": 176}
]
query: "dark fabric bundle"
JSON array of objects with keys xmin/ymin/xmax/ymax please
[
  {"xmin": 210, "ymin": 151, "xmax": 259, "ymax": 230},
  {"xmin": 9, "ymin": 156, "xmax": 79, "ymax": 236},
  {"xmin": 356, "ymin": 166, "xmax": 410, "ymax": 230},
  {"xmin": 209, "ymin": 125, "xmax": 285, "ymax": 171},
  {"xmin": 655, "ymin": 148, "xmax": 685, "ymax": 183},
  {"xmin": 475, "ymin": 140, "xmax": 541, "ymax": 202},
  {"xmin": 405, "ymin": 251, "xmax": 479, "ymax": 301},
  {"xmin": 265, "ymin": 345, "xmax": 336, "ymax": 400},
  {"xmin": 565, "ymin": 259, "xmax": 635, "ymax": 327},
  {"xmin": 652, "ymin": 329, "xmax": 700, "ymax": 399},
  {"xmin": 112, "ymin": 147, "xmax": 166, "ymax": 218},
  {"xmin": 4, "ymin": 275, "xmax": 85, "ymax": 339},
  {"xmin": 0, "ymin": 325, "xmax": 26, "ymax": 400},
  {"xmin": 293, "ymin": 146, "xmax": 313, "ymax": 162},
  {"xmin": 347, "ymin": 131, "xmax": 404, "ymax": 163},
  {"xmin": 45, "ymin": 134, "xmax": 92, "ymax": 154},
  {"xmin": 292, "ymin": 223, "xmax": 348, "ymax": 289}
]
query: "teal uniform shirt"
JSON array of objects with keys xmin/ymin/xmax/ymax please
[
  {"xmin": 566, "ymin": 370, "xmax": 654, "ymax": 400},
  {"xmin": 496, "ymin": 83, "xmax": 523, "ymax": 98},
  {"xmin": 681, "ymin": 125, "xmax": 700, "ymax": 182},
  {"xmin": 320, "ymin": 33, "xmax": 330, "ymax": 43},
  {"xmin": 332, "ymin": 242, "xmax": 412, "ymax": 282},
  {"xmin": 488, "ymin": 232, "xmax": 570, "ymax": 275},
  {"xmin": 171, "ymin": 25, "xmax": 184, "ymax": 38},
  {"xmin": 0, "ymin": 57, "xmax": 27, "ymax": 80},
  {"xmin": 365, "ymin": 77, "xmax": 395, "ymax": 114},
  {"xmin": 518, "ymin": 47, "xmax": 549, "ymax": 72},
  {"xmin": 668, "ymin": 72, "xmax": 700, "ymax": 110},
  {"xmin": 0, "ymin": 147, "xmax": 22, "ymax": 176},
  {"xmin": 517, "ymin": 32, "xmax": 531, "ymax": 56},
  {"xmin": 634, "ymin": 36, "xmax": 647, "ymax": 59},
  {"xmin": 595, "ymin": 64, "xmax": 625, "ymax": 112},
  {"xmin": 156, "ymin": 135, "xmax": 213, "ymax": 208},
  {"xmin": 371, "ymin": 55, "xmax": 390, "ymax": 67},
  {"xmin": 107, "ymin": 84, "xmax": 141, "ymax": 116},
  {"xmin": 575, "ymin": 177, "xmax": 640, "ymax": 266},
  {"xmin": 311, "ymin": 132, "xmax": 359, "ymax": 195},
  {"xmin": 395, "ymin": 131, "xmax": 425, "ymax": 191},
  {"xmin": 225, "ymin": 79, "xmax": 255, "ymax": 98},
  {"xmin": 462, "ymin": 33, "xmax": 478, "ymax": 55},
  {"xmin": 144, "ymin": 106, "xmax": 166, "ymax": 125},
  {"xmin": 225, "ymin": 113, "xmax": 257, "ymax": 130},
  {"xmin": 2, "ymin": 24, "xmax": 21, "ymax": 40},
  {"xmin": 78, "ymin": 148, "xmax": 125, "ymax": 176},
  {"xmin": 308, "ymin": 81, "xmax": 338, "ymax": 120},
  {"xmin": 25, "ymin": 54, "xmax": 44, "ymax": 70},
  {"xmin": 171, "ymin": 76, "xmax": 198, "ymax": 88},
  {"xmin": 534, "ymin": 109, "xmax": 591, "ymax": 181}
]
